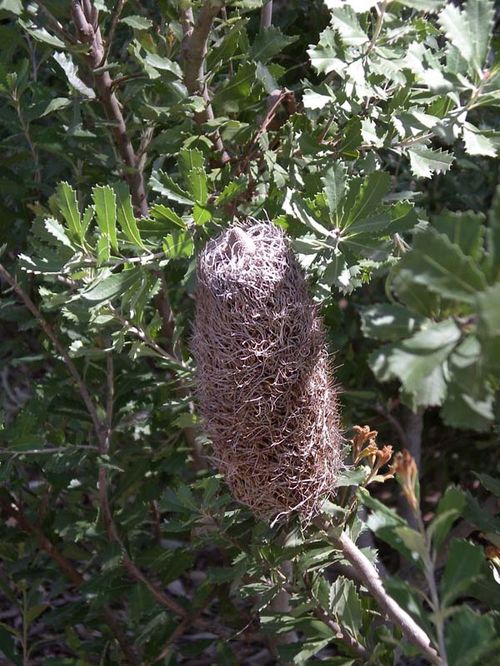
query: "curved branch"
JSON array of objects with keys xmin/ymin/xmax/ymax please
[{"xmin": 334, "ymin": 531, "xmax": 441, "ymax": 665}]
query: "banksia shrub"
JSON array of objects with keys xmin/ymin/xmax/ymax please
[{"xmin": 193, "ymin": 222, "xmax": 343, "ymax": 522}]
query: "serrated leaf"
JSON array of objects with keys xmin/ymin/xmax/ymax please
[
  {"xmin": 308, "ymin": 28, "xmax": 345, "ymax": 76},
  {"xmin": 302, "ymin": 89, "xmax": 333, "ymax": 110},
  {"xmin": 328, "ymin": 576, "xmax": 363, "ymax": 637},
  {"xmin": 250, "ymin": 26, "xmax": 298, "ymax": 63},
  {"xmin": 441, "ymin": 540, "xmax": 484, "ymax": 605},
  {"xmin": 331, "ymin": 6, "xmax": 368, "ymax": 47},
  {"xmin": 370, "ymin": 320, "xmax": 461, "ymax": 408},
  {"xmin": 55, "ymin": 182, "xmax": 83, "ymax": 242},
  {"xmin": 114, "ymin": 183, "xmax": 145, "ymax": 249},
  {"xmin": 121, "ymin": 15, "xmax": 153, "ymax": 30},
  {"xmin": 474, "ymin": 473, "xmax": 500, "ymax": 497},
  {"xmin": 283, "ymin": 190, "xmax": 330, "ymax": 236},
  {"xmin": 465, "ymin": 0, "xmax": 495, "ymax": 73},
  {"xmin": 394, "ymin": 526, "xmax": 426, "ymax": 558},
  {"xmin": 446, "ymin": 607, "xmax": 498, "ymax": 666},
  {"xmin": 396, "ymin": 228, "xmax": 487, "ymax": 303},
  {"xmin": 439, "ymin": 3, "xmax": 473, "ymax": 64},
  {"xmin": 477, "ymin": 283, "xmax": 500, "ymax": 371},
  {"xmin": 193, "ymin": 203, "xmax": 211, "ymax": 226},
  {"xmin": 82, "ymin": 269, "xmax": 141, "ymax": 303},
  {"xmin": 487, "ymin": 185, "xmax": 500, "ymax": 280},
  {"xmin": 149, "ymin": 204, "xmax": 185, "ymax": 229},
  {"xmin": 432, "ymin": 210, "xmax": 485, "ymax": 259},
  {"xmin": 463, "ymin": 123, "xmax": 497, "ymax": 157},
  {"xmin": 360, "ymin": 304, "xmax": 428, "ymax": 341},
  {"xmin": 92, "ymin": 185, "xmax": 118, "ymax": 252},
  {"xmin": 322, "ymin": 163, "xmax": 346, "ymax": 214},
  {"xmin": 185, "ymin": 167, "xmax": 208, "ymax": 205},
  {"xmin": 149, "ymin": 170, "xmax": 193, "ymax": 205},
  {"xmin": 407, "ymin": 144, "xmax": 454, "ymax": 179},
  {"xmin": 179, "ymin": 148, "xmax": 204, "ymax": 178},
  {"xmin": 342, "ymin": 171, "xmax": 391, "ymax": 230},
  {"xmin": 44, "ymin": 217, "xmax": 73, "ymax": 248},
  {"xmin": 53, "ymin": 52, "xmax": 95, "ymax": 98}
]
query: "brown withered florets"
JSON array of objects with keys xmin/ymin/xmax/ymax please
[{"xmin": 192, "ymin": 221, "xmax": 343, "ymax": 522}]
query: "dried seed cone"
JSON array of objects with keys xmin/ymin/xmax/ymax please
[{"xmin": 192, "ymin": 222, "xmax": 343, "ymax": 522}]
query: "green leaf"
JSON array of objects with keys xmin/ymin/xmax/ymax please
[
  {"xmin": 477, "ymin": 283, "xmax": 500, "ymax": 371},
  {"xmin": 250, "ymin": 26, "xmax": 298, "ymax": 63},
  {"xmin": 193, "ymin": 203, "xmax": 211, "ymax": 226},
  {"xmin": 0, "ymin": 624, "xmax": 21, "ymax": 665},
  {"xmin": 445, "ymin": 606, "xmax": 497, "ymax": 666},
  {"xmin": 92, "ymin": 185, "xmax": 118, "ymax": 252},
  {"xmin": 55, "ymin": 182, "xmax": 83, "ymax": 242},
  {"xmin": 396, "ymin": 0, "xmax": 444, "ymax": 9},
  {"xmin": 322, "ymin": 163, "xmax": 346, "ymax": 215},
  {"xmin": 360, "ymin": 488, "xmax": 417, "ymax": 561},
  {"xmin": 150, "ymin": 170, "xmax": 193, "ymax": 205},
  {"xmin": 487, "ymin": 185, "xmax": 500, "ymax": 279},
  {"xmin": 439, "ymin": 3, "xmax": 473, "ymax": 64},
  {"xmin": 283, "ymin": 190, "xmax": 330, "ymax": 236},
  {"xmin": 370, "ymin": 320, "xmax": 461, "ymax": 408},
  {"xmin": 328, "ymin": 576, "xmax": 363, "ymax": 637},
  {"xmin": 330, "ymin": 6, "xmax": 368, "ymax": 46},
  {"xmin": 440, "ymin": 539, "xmax": 484, "ymax": 605},
  {"xmin": 115, "ymin": 183, "xmax": 145, "ymax": 249},
  {"xmin": 394, "ymin": 526, "xmax": 426, "ymax": 558},
  {"xmin": 407, "ymin": 144, "xmax": 454, "ymax": 179},
  {"xmin": 149, "ymin": 204, "xmax": 185, "ymax": 229},
  {"xmin": 428, "ymin": 486, "xmax": 466, "ymax": 549},
  {"xmin": 97, "ymin": 233, "xmax": 110, "ymax": 264},
  {"xmin": 121, "ymin": 15, "xmax": 153, "ymax": 30},
  {"xmin": 82, "ymin": 269, "xmax": 141, "ymax": 303},
  {"xmin": 396, "ymin": 228, "xmax": 487, "ymax": 303},
  {"xmin": 44, "ymin": 217, "xmax": 74, "ymax": 248},
  {"xmin": 341, "ymin": 172, "xmax": 391, "ymax": 230},
  {"xmin": 38, "ymin": 97, "xmax": 71, "ymax": 118},
  {"xmin": 142, "ymin": 53, "xmax": 182, "ymax": 79},
  {"xmin": 474, "ymin": 473, "xmax": 500, "ymax": 498},
  {"xmin": 185, "ymin": 167, "xmax": 208, "ymax": 205},
  {"xmin": 441, "ymin": 380, "xmax": 495, "ymax": 431},
  {"xmin": 179, "ymin": 148, "xmax": 205, "ymax": 177},
  {"xmin": 360, "ymin": 304, "xmax": 428, "ymax": 341},
  {"xmin": 432, "ymin": 210, "xmax": 485, "ymax": 259},
  {"xmin": 308, "ymin": 28, "xmax": 344, "ymax": 76},
  {"xmin": 464, "ymin": 0, "xmax": 495, "ymax": 73},
  {"xmin": 463, "ymin": 123, "xmax": 497, "ymax": 157}
]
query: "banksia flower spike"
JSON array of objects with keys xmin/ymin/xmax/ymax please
[{"xmin": 192, "ymin": 221, "xmax": 343, "ymax": 522}]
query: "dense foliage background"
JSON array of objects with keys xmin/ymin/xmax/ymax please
[{"xmin": 0, "ymin": 0, "xmax": 499, "ymax": 664}]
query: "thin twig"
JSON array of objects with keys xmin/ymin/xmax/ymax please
[
  {"xmin": 107, "ymin": 304, "xmax": 181, "ymax": 366},
  {"xmin": 180, "ymin": 1, "xmax": 229, "ymax": 163},
  {"xmin": 70, "ymin": 0, "xmax": 148, "ymax": 215},
  {"xmin": 366, "ymin": 0, "xmax": 390, "ymax": 55},
  {"xmin": 0, "ymin": 264, "xmax": 103, "ymax": 441},
  {"xmin": 0, "ymin": 264, "xmax": 196, "ymax": 625},
  {"xmin": 312, "ymin": 607, "xmax": 369, "ymax": 659},
  {"xmin": 100, "ymin": 0, "xmax": 126, "ymax": 67},
  {"xmin": 333, "ymin": 529, "xmax": 441, "ymax": 665},
  {"xmin": 260, "ymin": 1, "xmax": 273, "ymax": 31},
  {"xmin": 32, "ymin": 0, "xmax": 77, "ymax": 44},
  {"xmin": 0, "ymin": 495, "xmax": 141, "ymax": 666}
]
